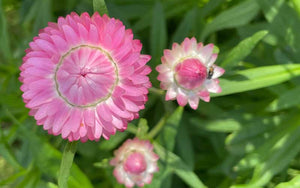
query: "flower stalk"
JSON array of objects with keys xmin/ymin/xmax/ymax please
[{"xmin": 58, "ymin": 141, "xmax": 78, "ymax": 188}]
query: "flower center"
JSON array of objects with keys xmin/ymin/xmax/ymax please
[
  {"xmin": 54, "ymin": 45, "xmax": 118, "ymax": 107},
  {"xmin": 174, "ymin": 58, "xmax": 207, "ymax": 90},
  {"xmin": 123, "ymin": 152, "xmax": 147, "ymax": 174}
]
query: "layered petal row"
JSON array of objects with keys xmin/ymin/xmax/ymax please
[
  {"xmin": 156, "ymin": 37, "xmax": 225, "ymax": 109},
  {"xmin": 20, "ymin": 12, "xmax": 152, "ymax": 142}
]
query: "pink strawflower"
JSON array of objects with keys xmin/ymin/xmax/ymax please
[
  {"xmin": 19, "ymin": 12, "xmax": 152, "ymax": 142},
  {"xmin": 156, "ymin": 37, "xmax": 225, "ymax": 109},
  {"xmin": 110, "ymin": 138, "xmax": 159, "ymax": 188}
]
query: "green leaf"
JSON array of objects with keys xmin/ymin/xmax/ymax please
[
  {"xmin": 176, "ymin": 123, "xmax": 194, "ymax": 168},
  {"xmin": 0, "ymin": 0, "xmax": 11, "ymax": 61},
  {"xmin": 275, "ymin": 175, "xmax": 300, "ymax": 188},
  {"xmin": 212, "ymin": 64, "xmax": 300, "ymax": 97},
  {"xmin": 0, "ymin": 169, "xmax": 27, "ymax": 186},
  {"xmin": 5, "ymin": 109, "xmax": 93, "ymax": 188},
  {"xmin": 157, "ymin": 106, "xmax": 183, "ymax": 151},
  {"xmin": 200, "ymin": 0, "xmax": 259, "ymax": 40},
  {"xmin": 267, "ymin": 86, "xmax": 300, "ymax": 111},
  {"xmin": 258, "ymin": 0, "xmax": 300, "ymax": 59},
  {"xmin": 292, "ymin": 0, "xmax": 300, "ymax": 16},
  {"xmin": 190, "ymin": 118, "xmax": 241, "ymax": 133},
  {"xmin": 144, "ymin": 161, "xmax": 173, "ymax": 188},
  {"xmin": 136, "ymin": 118, "xmax": 149, "ymax": 139},
  {"xmin": 221, "ymin": 30, "xmax": 268, "ymax": 68},
  {"xmin": 94, "ymin": 158, "xmax": 109, "ymax": 168},
  {"xmin": 99, "ymin": 131, "xmax": 129, "ymax": 151},
  {"xmin": 17, "ymin": 165, "xmax": 40, "ymax": 188},
  {"xmin": 0, "ymin": 143, "xmax": 23, "ymax": 170},
  {"xmin": 150, "ymin": 1, "xmax": 167, "ymax": 65},
  {"xmin": 33, "ymin": 0, "xmax": 52, "ymax": 35},
  {"xmin": 232, "ymin": 114, "xmax": 300, "ymax": 187},
  {"xmin": 133, "ymin": 0, "xmax": 191, "ymax": 32},
  {"xmin": 200, "ymin": 0, "xmax": 225, "ymax": 17},
  {"xmin": 172, "ymin": 8, "xmax": 197, "ymax": 43},
  {"xmin": 47, "ymin": 182, "xmax": 59, "ymax": 188},
  {"xmin": 93, "ymin": 0, "xmax": 108, "ymax": 15},
  {"xmin": 226, "ymin": 115, "xmax": 282, "ymax": 155},
  {"xmin": 154, "ymin": 142, "xmax": 207, "ymax": 188},
  {"xmin": 58, "ymin": 141, "xmax": 78, "ymax": 188}
]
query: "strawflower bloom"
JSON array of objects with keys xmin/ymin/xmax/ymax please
[
  {"xmin": 156, "ymin": 37, "xmax": 225, "ymax": 109},
  {"xmin": 110, "ymin": 138, "xmax": 159, "ymax": 187},
  {"xmin": 19, "ymin": 12, "xmax": 151, "ymax": 142}
]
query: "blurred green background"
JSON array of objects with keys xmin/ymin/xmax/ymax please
[{"xmin": 1, "ymin": 0, "xmax": 300, "ymax": 187}]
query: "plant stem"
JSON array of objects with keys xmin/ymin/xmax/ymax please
[
  {"xmin": 58, "ymin": 141, "xmax": 78, "ymax": 188},
  {"xmin": 149, "ymin": 87, "xmax": 165, "ymax": 96},
  {"xmin": 147, "ymin": 115, "xmax": 168, "ymax": 139}
]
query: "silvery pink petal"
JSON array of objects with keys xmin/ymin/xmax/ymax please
[
  {"xmin": 20, "ymin": 12, "xmax": 152, "ymax": 142},
  {"xmin": 156, "ymin": 37, "xmax": 224, "ymax": 109},
  {"xmin": 110, "ymin": 138, "xmax": 159, "ymax": 188}
]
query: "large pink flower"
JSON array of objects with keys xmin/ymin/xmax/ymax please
[
  {"xmin": 110, "ymin": 138, "xmax": 159, "ymax": 188},
  {"xmin": 19, "ymin": 12, "xmax": 151, "ymax": 142},
  {"xmin": 156, "ymin": 37, "xmax": 224, "ymax": 109}
]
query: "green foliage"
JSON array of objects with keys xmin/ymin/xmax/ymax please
[
  {"xmin": 1, "ymin": 0, "xmax": 300, "ymax": 187},
  {"xmin": 58, "ymin": 142, "xmax": 78, "ymax": 188},
  {"xmin": 213, "ymin": 64, "xmax": 300, "ymax": 97},
  {"xmin": 275, "ymin": 175, "xmax": 300, "ymax": 188},
  {"xmin": 221, "ymin": 30, "xmax": 269, "ymax": 68},
  {"xmin": 93, "ymin": 0, "xmax": 108, "ymax": 15},
  {"xmin": 200, "ymin": 0, "xmax": 260, "ymax": 40}
]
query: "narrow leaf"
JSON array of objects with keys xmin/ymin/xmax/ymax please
[
  {"xmin": 99, "ymin": 131, "xmax": 129, "ymax": 151},
  {"xmin": 190, "ymin": 118, "xmax": 241, "ymax": 133},
  {"xmin": 221, "ymin": 30, "xmax": 268, "ymax": 68},
  {"xmin": 0, "ymin": 143, "xmax": 23, "ymax": 170},
  {"xmin": 292, "ymin": 0, "xmax": 300, "ymax": 16},
  {"xmin": 176, "ymin": 123, "xmax": 194, "ymax": 168},
  {"xmin": 150, "ymin": 1, "xmax": 167, "ymax": 65},
  {"xmin": 157, "ymin": 106, "xmax": 183, "ymax": 151},
  {"xmin": 200, "ymin": 0, "xmax": 225, "ymax": 17},
  {"xmin": 5, "ymin": 109, "xmax": 93, "ymax": 188},
  {"xmin": 258, "ymin": 0, "xmax": 300, "ymax": 59},
  {"xmin": 154, "ymin": 142, "xmax": 207, "ymax": 188},
  {"xmin": 58, "ymin": 142, "xmax": 78, "ymax": 188},
  {"xmin": 201, "ymin": 0, "xmax": 259, "ymax": 40},
  {"xmin": 172, "ymin": 8, "xmax": 197, "ymax": 43},
  {"xmin": 93, "ymin": 0, "xmax": 108, "ymax": 15},
  {"xmin": 212, "ymin": 64, "xmax": 300, "ymax": 97},
  {"xmin": 267, "ymin": 86, "xmax": 300, "ymax": 111},
  {"xmin": 233, "ymin": 114, "xmax": 300, "ymax": 187},
  {"xmin": 226, "ymin": 115, "xmax": 282, "ymax": 155},
  {"xmin": 0, "ymin": 0, "xmax": 11, "ymax": 60},
  {"xmin": 275, "ymin": 175, "xmax": 300, "ymax": 188},
  {"xmin": 136, "ymin": 118, "xmax": 149, "ymax": 139}
]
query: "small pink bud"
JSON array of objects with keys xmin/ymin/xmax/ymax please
[
  {"xmin": 110, "ymin": 138, "xmax": 159, "ymax": 188},
  {"xmin": 175, "ymin": 58, "xmax": 207, "ymax": 90},
  {"xmin": 124, "ymin": 152, "xmax": 147, "ymax": 174},
  {"xmin": 156, "ymin": 37, "xmax": 225, "ymax": 110}
]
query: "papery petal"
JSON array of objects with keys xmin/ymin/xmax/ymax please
[
  {"xmin": 156, "ymin": 37, "xmax": 224, "ymax": 109},
  {"xmin": 20, "ymin": 12, "xmax": 151, "ymax": 142}
]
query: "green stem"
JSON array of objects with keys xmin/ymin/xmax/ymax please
[
  {"xmin": 147, "ymin": 115, "xmax": 168, "ymax": 139},
  {"xmin": 58, "ymin": 141, "xmax": 78, "ymax": 188},
  {"xmin": 149, "ymin": 87, "xmax": 165, "ymax": 96}
]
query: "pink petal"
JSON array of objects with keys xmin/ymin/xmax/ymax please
[
  {"xmin": 206, "ymin": 80, "xmax": 222, "ymax": 93},
  {"xmin": 188, "ymin": 96, "xmax": 199, "ymax": 110},
  {"xmin": 176, "ymin": 93, "xmax": 188, "ymax": 106},
  {"xmin": 165, "ymin": 87, "xmax": 177, "ymax": 100},
  {"xmin": 212, "ymin": 65, "xmax": 225, "ymax": 79},
  {"xmin": 199, "ymin": 43, "xmax": 214, "ymax": 62}
]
